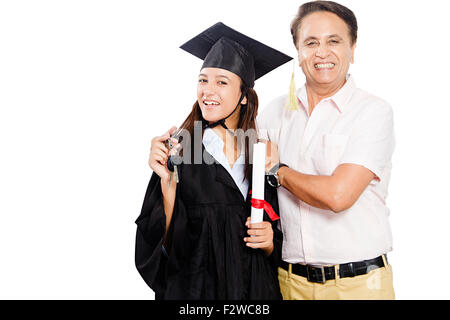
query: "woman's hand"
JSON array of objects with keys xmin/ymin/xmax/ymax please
[
  {"xmin": 149, "ymin": 126, "xmax": 179, "ymax": 183},
  {"xmin": 244, "ymin": 217, "xmax": 274, "ymax": 256}
]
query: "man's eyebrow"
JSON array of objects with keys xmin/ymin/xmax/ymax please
[
  {"xmin": 328, "ymin": 34, "xmax": 343, "ymax": 40},
  {"xmin": 303, "ymin": 34, "xmax": 344, "ymax": 42},
  {"xmin": 303, "ymin": 36, "xmax": 318, "ymax": 43}
]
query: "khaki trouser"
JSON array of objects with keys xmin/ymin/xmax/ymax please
[{"xmin": 278, "ymin": 256, "xmax": 395, "ymax": 300}]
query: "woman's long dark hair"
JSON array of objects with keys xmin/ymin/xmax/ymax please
[{"xmin": 178, "ymin": 82, "xmax": 258, "ymax": 181}]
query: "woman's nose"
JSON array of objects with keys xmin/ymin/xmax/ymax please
[{"xmin": 200, "ymin": 83, "xmax": 215, "ymax": 97}]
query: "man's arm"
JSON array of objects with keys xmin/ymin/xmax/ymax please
[
  {"xmin": 277, "ymin": 163, "xmax": 375, "ymax": 213},
  {"xmin": 264, "ymin": 100, "xmax": 394, "ymax": 213}
]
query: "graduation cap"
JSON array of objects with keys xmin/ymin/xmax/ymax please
[{"xmin": 180, "ymin": 22, "xmax": 292, "ymax": 88}]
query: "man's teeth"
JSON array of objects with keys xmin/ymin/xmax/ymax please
[
  {"xmin": 315, "ymin": 63, "xmax": 335, "ymax": 69},
  {"xmin": 204, "ymin": 101, "xmax": 219, "ymax": 105}
]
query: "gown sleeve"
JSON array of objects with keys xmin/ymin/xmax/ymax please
[
  {"xmin": 264, "ymin": 180, "xmax": 283, "ymax": 270},
  {"xmin": 134, "ymin": 171, "xmax": 188, "ymax": 296}
]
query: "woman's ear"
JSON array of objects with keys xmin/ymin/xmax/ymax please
[{"xmin": 241, "ymin": 95, "xmax": 248, "ymax": 105}]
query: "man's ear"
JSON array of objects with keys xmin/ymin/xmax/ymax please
[{"xmin": 350, "ymin": 43, "xmax": 356, "ymax": 64}]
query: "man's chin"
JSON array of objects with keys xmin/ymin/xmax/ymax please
[{"xmin": 309, "ymin": 75, "xmax": 341, "ymax": 85}]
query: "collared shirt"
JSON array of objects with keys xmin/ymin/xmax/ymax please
[
  {"xmin": 257, "ymin": 75, "xmax": 395, "ymax": 265},
  {"xmin": 203, "ymin": 128, "xmax": 249, "ymax": 200}
]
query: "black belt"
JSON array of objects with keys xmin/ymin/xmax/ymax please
[{"xmin": 280, "ymin": 255, "xmax": 387, "ymax": 284}]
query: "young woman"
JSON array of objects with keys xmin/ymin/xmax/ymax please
[{"xmin": 135, "ymin": 23, "xmax": 292, "ymax": 300}]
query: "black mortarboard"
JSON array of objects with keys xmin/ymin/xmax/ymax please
[{"xmin": 180, "ymin": 22, "xmax": 292, "ymax": 88}]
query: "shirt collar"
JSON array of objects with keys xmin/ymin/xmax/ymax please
[
  {"xmin": 203, "ymin": 127, "xmax": 223, "ymax": 151},
  {"xmin": 297, "ymin": 74, "xmax": 356, "ymax": 113},
  {"xmin": 202, "ymin": 128, "xmax": 245, "ymax": 166}
]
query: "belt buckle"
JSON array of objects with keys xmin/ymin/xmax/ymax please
[{"xmin": 306, "ymin": 265, "xmax": 326, "ymax": 284}]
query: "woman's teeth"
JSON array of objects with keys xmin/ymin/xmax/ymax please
[
  {"xmin": 204, "ymin": 101, "xmax": 219, "ymax": 105},
  {"xmin": 315, "ymin": 63, "xmax": 335, "ymax": 69}
]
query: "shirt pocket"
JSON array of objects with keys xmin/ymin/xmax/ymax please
[{"xmin": 311, "ymin": 134, "xmax": 349, "ymax": 175}]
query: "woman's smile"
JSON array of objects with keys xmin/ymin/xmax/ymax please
[{"xmin": 202, "ymin": 99, "xmax": 221, "ymax": 110}]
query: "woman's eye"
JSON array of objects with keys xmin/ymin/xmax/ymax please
[
  {"xmin": 218, "ymin": 81, "xmax": 227, "ymax": 85},
  {"xmin": 198, "ymin": 79, "xmax": 207, "ymax": 83}
]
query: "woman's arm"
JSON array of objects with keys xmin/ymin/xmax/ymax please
[
  {"xmin": 160, "ymin": 177, "xmax": 177, "ymax": 244},
  {"xmin": 148, "ymin": 126, "xmax": 179, "ymax": 240}
]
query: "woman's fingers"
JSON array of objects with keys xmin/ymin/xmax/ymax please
[
  {"xmin": 244, "ymin": 237, "xmax": 272, "ymax": 250},
  {"xmin": 245, "ymin": 218, "xmax": 271, "ymax": 228},
  {"xmin": 151, "ymin": 140, "xmax": 169, "ymax": 154},
  {"xmin": 245, "ymin": 242, "xmax": 272, "ymax": 249},
  {"xmin": 167, "ymin": 126, "xmax": 178, "ymax": 137},
  {"xmin": 147, "ymin": 126, "xmax": 178, "ymax": 181},
  {"xmin": 247, "ymin": 222, "xmax": 270, "ymax": 229},
  {"xmin": 245, "ymin": 220, "xmax": 272, "ymax": 231},
  {"xmin": 244, "ymin": 220, "xmax": 272, "ymax": 242},
  {"xmin": 149, "ymin": 144, "xmax": 169, "ymax": 168},
  {"xmin": 247, "ymin": 228, "xmax": 266, "ymax": 237},
  {"xmin": 151, "ymin": 126, "xmax": 178, "ymax": 148},
  {"xmin": 169, "ymin": 140, "xmax": 183, "ymax": 156},
  {"xmin": 151, "ymin": 153, "xmax": 169, "ymax": 167},
  {"xmin": 244, "ymin": 218, "xmax": 274, "ymax": 254},
  {"xmin": 244, "ymin": 235, "xmax": 270, "ymax": 243},
  {"xmin": 156, "ymin": 126, "xmax": 178, "ymax": 141},
  {"xmin": 244, "ymin": 230, "xmax": 270, "ymax": 240}
]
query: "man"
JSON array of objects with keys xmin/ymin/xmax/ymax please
[{"xmin": 258, "ymin": 1, "xmax": 395, "ymax": 300}]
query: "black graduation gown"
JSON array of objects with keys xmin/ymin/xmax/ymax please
[{"xmin": 135, "ymin": 150, "xmax": 283, "ymax": 300}]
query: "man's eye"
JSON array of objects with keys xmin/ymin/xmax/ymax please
[
  {"xmin": 306, "ymin": 42, "xmax": 317, "ymax": 46},
  {"xmin": 329, "ymin": 40, "xmax": 340, "ymax": 44}
]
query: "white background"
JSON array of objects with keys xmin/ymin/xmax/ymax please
[{"xmin": 0, "ymin": 0, "xmax": 449, "ymax": 299}]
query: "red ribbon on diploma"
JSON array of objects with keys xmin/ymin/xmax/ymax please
[{"xmin": 250, "ymin": 197, "xmax": 280, "ymax": 221}]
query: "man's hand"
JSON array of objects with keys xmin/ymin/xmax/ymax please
[
  {"xmin": 264, "ymin": 141, "xmax": 280, "ymax": 172},
  {"xmin": 243, "ymin": 217, "xmax": 274, "ymax": 256}
]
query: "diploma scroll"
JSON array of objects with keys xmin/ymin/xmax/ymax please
[{"xmin": 250, "ymin": 142, "xmax": 266, "ymax": 224}]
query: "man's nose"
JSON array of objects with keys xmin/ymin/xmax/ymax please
[{"xmin": 315, "ymin": 43, "xmax": 330, "ymax": 58}]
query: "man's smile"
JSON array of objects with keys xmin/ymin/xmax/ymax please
[{"xmin": 314, "ymin": 63, "xmax": 335, "ymax": 70}]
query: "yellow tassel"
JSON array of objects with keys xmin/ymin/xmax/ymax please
[{"xmin": 284, "ymin": 64, "xmax": 300, "ymax": 111}]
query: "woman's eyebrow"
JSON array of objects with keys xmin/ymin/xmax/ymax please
[
  {"xmin": 216, "ymin": 75, "xmax": 231, "ymax": 80},
  {"xmin": 198, "ymin": 73, "xmax": 231, "ymax": 80}
]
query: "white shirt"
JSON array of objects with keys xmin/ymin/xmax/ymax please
[
  {"xmin": 257, "ymin": 75, "xmax": 395, "ymax": 265},
  {"xmin": 202, "ymin": 128, "xmax": 249, "ymax": 200}
]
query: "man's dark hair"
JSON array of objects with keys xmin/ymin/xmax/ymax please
[{"xmin": 291, "ymin": 1, "xmax": 358, "ymax": 49}]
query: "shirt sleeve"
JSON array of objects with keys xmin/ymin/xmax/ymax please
[
  {"xmin": 339, "ymin": 101, "xmax": 395, "ymax": 181},
  {"xmin": 256, "ymin": 111, "xmax": 270, "ymax": 141},
  {"xmin": 256, "ymin": 95, "xmax": 286, "ymax": 143}
]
